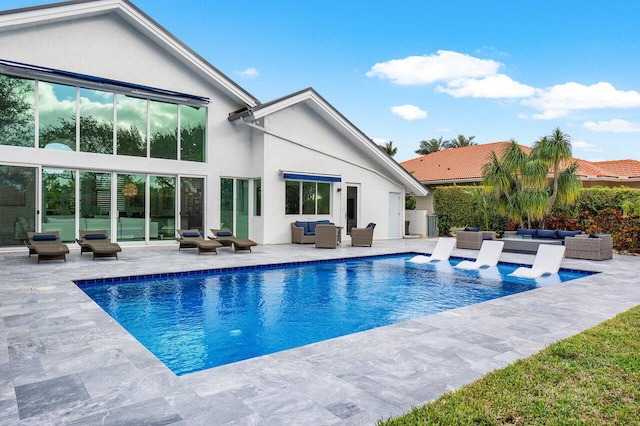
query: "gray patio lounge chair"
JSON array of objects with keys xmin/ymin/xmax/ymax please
[
  {"xmin": 76, "ymin": 230, "xmax": 122, "ymax": 260},
  {"xmin": 176, "ymin": 230, "xmax": 222, "ymax": 254},
  {"xmin": 209, "ymin": 229, "xmax": 257, "ymax": 253},
  {"xmin": 26, "ymin": 231, "xmax": 70, "ymax": 263}
]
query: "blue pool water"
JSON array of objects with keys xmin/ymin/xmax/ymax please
[{"xmin": 77, "ymin": 254, "xmax": 591, "ymax": 375}]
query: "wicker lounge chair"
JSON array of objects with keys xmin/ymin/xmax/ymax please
[
  {"xmin": 76, "ymin": 230, "xmax": 122, "ymax": 260},
  {"xmin": 176, "ymin": 230, "xmax": 222, "ymax": 254},
  {"xmin": 565, "ymin": 234, "xmax": 613, "ymax": 260},
  {"xmin": 209, "ymin": 229, "xmax": 257, "ymax": 253},
  {"xmin": 351, "ymin": 223, "xmax": 376, "ymax": 247},
  {"xmin": 315, "ymin": 225, "xmax": 338, "ymax": 249},
  {"xmin": 454, "ymin": 240, "xmax": 504, "ymax": 270},
  {"xmin": 455, "ymin": 230, "xmax": 495, "ymax": 250},
  {"xmin": 408, "ymin": 237, "xmax": 456, "ymax": 263},
  {"xmin": 26, "ymin": 231, "xmax": 70, "ymax": 263},
  {"xmin": 509, "ymin": 244, "xmax": 566, "ymax": 278}
]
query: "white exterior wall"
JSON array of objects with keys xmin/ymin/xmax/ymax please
[
  {"xmin": 0, "ymin": 11, "xmax": 254, "ymax": 239},
  {"xmin": 259, "ymin": 104, "xmax": 406, "ymax": 244}
]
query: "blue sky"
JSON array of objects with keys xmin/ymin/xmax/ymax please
[{"xmin": 5, "ymin": 0, "xmax": 640, "ymax": 162}]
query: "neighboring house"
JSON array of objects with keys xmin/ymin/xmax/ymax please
[
  {"xmin": 400, "ymin": 142, "xmax": 640, "ymax": 214},
  {"xmin": 0, "ymin": 0, "xmax": 426, "ymax": 247}
]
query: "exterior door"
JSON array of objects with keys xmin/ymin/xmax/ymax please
[
  {"xmin": 180, "ymin": 177, "xmax": 204, "ymax": 234},
  {"xmin": 388, "ymin": 192, "xmax": 401, "ymax": 238},
  {"xmin": 346, "ymin": 184, "xmax": 359, "ymax": 235}
]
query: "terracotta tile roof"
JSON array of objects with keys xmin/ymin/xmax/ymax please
[
  {"xmin": 587, "ymin": 159, "xmax": 640, "ymax": 178},
  {"xmin": 400, "ymin": 143, "xmax": 640, "ymax": 183},
  {"xmin": 400, "ymin": 142, "xmax": 523, "ymax": 183}
]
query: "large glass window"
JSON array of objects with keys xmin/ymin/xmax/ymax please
[
  {"xmin": 285, "ymin": 181, "xmax": 301, "ymax": 215},
  {"xmin": 150, "ymin": 100, "xmax": 177, "ymax": 160},
  {"xmin": 286, "ymin": 180, "xmax": 331, "ymax": 215},
  {"xmin": 302, "ymin": 182, "xmax": 316, "ymax": 215},
  {"xmin": 0, "ymin": 74, "xmax": 35, "ymax": 147},
  {"xmin": 317, "ymin": 182, "xmax": 330, "ymax": 214},
  {"xmin": 150, "ymin": 175, "xmax": 175, "ymax": 240},
  {"xmin": 42, "ymin": 169, "xmax": 76, "ymax": 242},
  {"xmin": 80, "ymin": 88, "xmax": 113, "ymax": 154},
  {"xmin": 117, "ymin": 174, "xmax": 145, "ymax": 241},
  {"xmin": 0, "ymin": 165, "xmax": 36, "ymax": 245},
  {"xmin": 39, "ymin": 82, "xmax": 76, "ymax": 151},
  {"xmin": 79, "ymin": 172, "xmax": 111, "ymax": 237},
  {"xmin": 116, "ymin": 95, "xmax": 147, "ymax": 157},
  {"xmin": 180, "ymin": 177, "xmax": 204, "ymax": 234},
  {"xmin": 220, "ymin": 178, "xmax": 234, "ymax": 230},
  {"xmin": 180, "ymin": 105, "xmax": 206, "ymax": 162}
]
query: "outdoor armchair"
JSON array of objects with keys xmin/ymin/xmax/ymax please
[{"xmin": 351, "ymin": 223, "xmax": 376, "ymax": 247}]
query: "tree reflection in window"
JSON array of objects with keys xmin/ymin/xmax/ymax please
[{"xmin": 0, "ymin": 74, "xmax": 35, "ymax": 147}]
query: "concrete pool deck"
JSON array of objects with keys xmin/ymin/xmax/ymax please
[{"xmin": 0, "ymin": 238, "xmax": 638, "ymax": 425}]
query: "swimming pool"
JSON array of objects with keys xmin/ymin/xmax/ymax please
[{"xmin": 76, "ymin": 254, "xmax": 591, "ymax": 375}]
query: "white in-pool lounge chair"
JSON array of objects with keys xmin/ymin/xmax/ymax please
[
  {"xmin": 454, "ymin": 240, "xmax": 504, "ymax": 270},
  {"xmin": 408, "ymin": 237, "xmax": 456, "ymax": 264},
  {"xmin": 509, "ymin": 244, "xmax": 566, "ymax": 279}
]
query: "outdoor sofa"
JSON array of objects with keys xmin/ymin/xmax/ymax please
[
  {"xmin": 564, "ymin": 234, "xmax": 613, "ymax": 260},
  {"xmin": 291, "ymin": 220, "xmax": 340, "ymax": 244}
]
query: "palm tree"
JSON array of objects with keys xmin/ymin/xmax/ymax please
[
  {"xmin": 415, "ymin": 136, "xmax": 446, "ymax": 155},
  {"xmin": 378, "ymin": 140, "xmax": 398, "ymax": 157},
  {"xmin": 446, "ymin": 134, "xmax": 476, "ymax": 149},
  {"xmin": 482, "ymin": 130, "xmax": 582, "ymax": 228},
  {"xmin": 532, "ymin": 127, "xmax": 581, "ymax": 216}
]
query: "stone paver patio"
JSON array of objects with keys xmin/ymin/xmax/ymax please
[{"xmin": 0, "ymin": 238, "xmax": 638, "ymax": 425}]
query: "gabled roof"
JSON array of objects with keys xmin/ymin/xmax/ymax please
[
  {"xmin": 401, "ymin": 142, "xmax": 640, "ymax": 184},
  {"xmin": 231, "ymin": 88, "xmax": 428, "ymax": 196},
  {"xmin": 0, "ymin": 0, "xmax": 259, "ymax": 107}
]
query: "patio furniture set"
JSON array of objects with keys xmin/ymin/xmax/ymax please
[
  {"xmin": 455, "ymin": 228, "xmax": 613, "ymax": 260},
  {"xmin": 291, "ymin": 221, "xmax": 376, "ymax": 249}
]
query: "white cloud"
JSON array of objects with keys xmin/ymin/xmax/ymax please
[
  {"xmin": 573, "ymin": 140, "xmax": 602, "ymax": 152},
  {"xmin": 372, "ymin": 137, "xmax": 388, "ymax": 144},
  {"xmin": 583, "ymin": 119, "xmax": 640, "ymax": 133},
  {"xmin": 522, "ymin": 82, "xmax": 640, "ymax": 119},
  {"xmin": 236, "ymin": 67, "xmax": 259, "ymax": 78},
  {"xmin": 436, "ymin": 74, "xmax": 535, "ymax": 98},
  {"xmin": 366, "ymin": 50, "xmax": 501, "ymax": 85},
  {"xmin": 391, "ymin": 104, "xmax": 427, "ymax": 121}
]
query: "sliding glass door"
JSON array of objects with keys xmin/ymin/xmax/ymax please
[
  {"xmin": 180, "ymin": 177, "xmax": 204, "ymax": 234},
  {"xmin": 116, "ymin": 174, "xmax": 145, "ymax": 241},
  {"xmin": 79, "ymin": 172, "xmax": 111, "ymax": 237},
  {"xmin": 220, "ymin": 178, "xmax": 249, "ymax": 238},
  {"xmin": 0, "ymin": 165, "xmax": 36, "ymax": 245},
  {"xmin": 42, "ymin": 169, "xmax": 76, "ymax": 242},
  {"xmin": 150, "ymin": 175, "xmax": 175, "ymax": 240}
]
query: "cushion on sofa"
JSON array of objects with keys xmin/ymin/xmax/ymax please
[
  {"xmin": 536, "ymin": 229, "xmax": 558, "ymax": 239},
  {"xmin": 217, "ymin": 230, "xmax": 233, "ymax": 237},
  {"xmin": 557, "ymin": 230, "xmax": 582, "ymax": 238},
  {"xmin": 516, "ymin": 228, "xmax": 537, "ymax": 237},
  {"xmin": 182, "ymin": 231, "xmax": 200, "ymax": 237}
]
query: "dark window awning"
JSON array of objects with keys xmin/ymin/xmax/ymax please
[
  {"xmin": 282, "ymin": 172, "xmax": 341, "ymax": 182},
  {"xmin": 0, "ymin": 58, "xmax": 209, "ymax": 104}
]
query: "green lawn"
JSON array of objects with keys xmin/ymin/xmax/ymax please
[{"xmin": 381, "ymin": 305, "xmax": 640, "ymax": 425}]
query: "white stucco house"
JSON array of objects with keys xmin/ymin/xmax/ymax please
[{"xmin": 0, "ymin": 0, "xmax": 427, "ymax": 248}]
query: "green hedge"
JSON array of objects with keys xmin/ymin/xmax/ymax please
[
  {"xmin": 433, "ymin": 186, "xmax": 508, "ymax": 236},
  {"xmin": 434, "ymin": 185, "xmax": 640, "ymax": 251}
]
